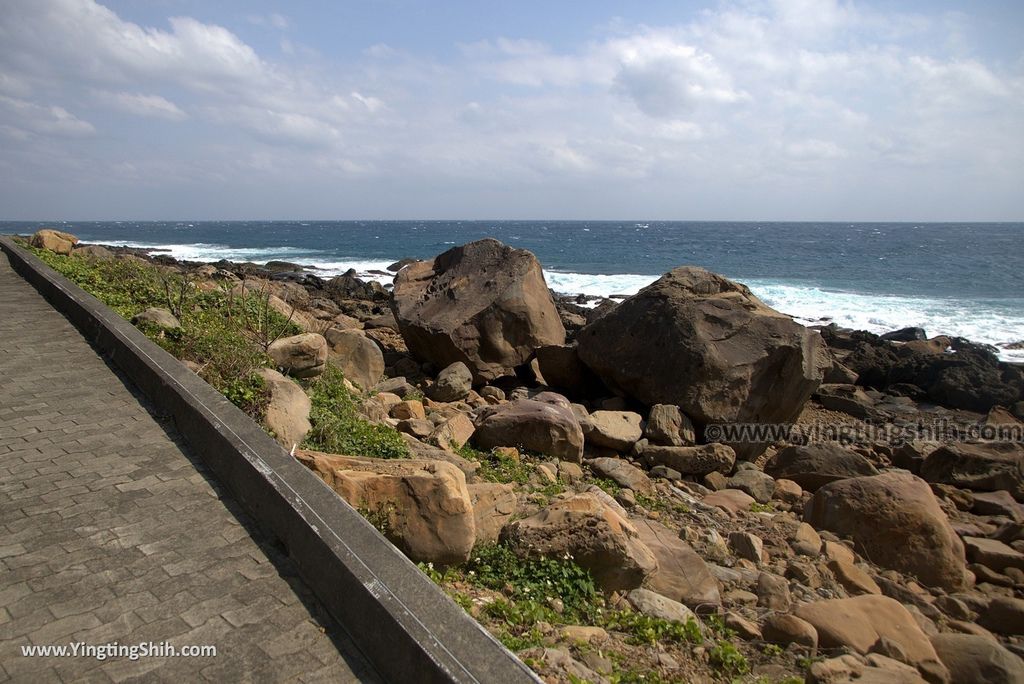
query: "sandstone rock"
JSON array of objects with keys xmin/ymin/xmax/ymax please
[
  {"xmin": 757, "ymin": 571, "xmax": 791, "ymax": 610},
  {"xmin": 131, "ymin": 307, "xmax": 181, "ymax": 329},
  {"xmin": 796, "ymin": 595, "xmax": 948, "ymax": 682},
  {"xmin": 808, "ymin": 653, "xmax": 927, "ymax": 684},
  {"xmin": 930, "ymin": 633, "xmax": 1024, "ymax": 684},
  {"xmin": 727, "ymin": 469, "xmax": 776, "ymax": 504},
  {"xmin": 254, "ymin": 368, "xmax": 311, "ymax": 449},
  {"xmin": 390, "ymin": 239, "xmax": 565, "ymax": 381},
  {"xmin": 725, "ymin": 612, "xmax": 762, "ymax": 640},
  {"xmin": 979, "ymin": 597, "xmax": 1024, "ymax": 635},
  {"xmin": 428, "ymin": 413, "xmax": 475, "ymax": 452},
  {"xmin": 322, "ymin": 327, "xmax": 384, "ymax": 389},
  {"xmin": 964, "ymin": 537, "xmax": 1024, "ymax": 574},
  {"xmin": 729, "ymin": 532, "xmax": 764, "ymax": 563},
  {"xmin": 644, "ymin": 405, "xmax": 696, "ymax": 446},
  {"xmin": 374, "ymin": 376, "xmax": 418, "ymax": 397},
  {"xmin": 814, "ymin": 383, "xmax": 885, "ymax": 421},
  {"xmin": 467, "ymin": 482, "xmax": 517, "ymax": 545},
  {"xmin": 390, "ymin": 399, "xmax": 426, "ymax": 421},
  {"xmin": 430, "ymin": 361, "xmax": 473, "ymax": 402},
  {"xmin": 773, "ymin": 478, "xmax": 804, "ymax": 503},
  {"xmin": 703, "ymin": 488, "xmax": 755, "ymax": 516},
  {"xmin": 576, "ymin": 266, "xmax": 829, "ymax": 456},
  {"xmin": 473, "ymin": 397, "xmax": 584, "ymax": 462},
  {"xmin": 296, "ymin": 450, "xmax": 474, "ymax": 563},
  {"xmin": 73, "ymin": 244, "xmax": 113, "ymax": 259},
  {"xmin": 805, "ymin": 471, "xmax": 968, "ymax": 591},
  {"xmin": 500, "ymin": 493, "xmax": 657, "ymax": 591},
  {"xmin": 765, "ymin": 443, "xmax": 879, "ymax": 491},
  {"xmin": 625, "ymin": 588, "xmax": 699, "ymax": 626},
  {"xmin": 762, "ymin": 613, "xmax": 817, "ymax": 649},
  {"xmin": 30, "ymin": 228, "xmax": 78, "ymax": 254},
  {"xmin": 791, "ymin": 522, "xmax": 822, "ymax": 556},
  {"xmin": 641, "ymin": 443, "xmax": 736, "ymax": 476},
  {"xmin": 921, "ymin": 442, "xmax": 1024, "ymax": 501},
  {"xmin": 268, "ymin": 333, "xmax": 328, "ymax": 378},
  {"xmin": 632, "ymin": 519, "xmax": 720, "ymax": 610},
  {"xmin": 396, "ymin": 418, "xmax": 433, "ymax": 439},
  {"xmin": 588, "ymin": 457, "xmax": 654, "ymax": 495},
  {"xmin": 973, "ymin": 490, "xmax": 1024, "ymax": 521},
  {"xmin": 586, "ymin": 411, "xmax": 643, "ymax": 452},
  {"xmin": 829, "ymin": 557, "xmax": 881, "ymax": 596}
]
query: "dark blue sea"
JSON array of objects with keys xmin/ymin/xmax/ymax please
[{"xmin": 4, "ymin": 220, "xmax": 1022, "ymax": 361}]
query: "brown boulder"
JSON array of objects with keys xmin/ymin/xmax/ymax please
[
  {"xmin": 268, "ymin": 333, "xmax": 328, "ymax": 378},
  {"xmin": 804, "ymin": 471, "xmax": 968, "ymax": 591},
  {"xmin": 585, "ymin": 410, "xmax": 643, "ymax": 451},
  {"xmin": 644, "ymin": 404, "xmax": 696, "ymax": 446},
  {"xmin": 921, "ymin": 442, "xmax": 1024, "ymax": 501},
  {"xmin": 587, "ymin": 457, "xmax": 654, "ymax": 495},
  {"xmin": 632, "ymin": 519, "xmax": 720, "ymax": 610},
  {"xmin": 576, "ymin": 267, "xmax": 829, "ymax": 456},
  {"xmin": 796, "ymin": 595, "xmax": 948, "ymax": 682},
  {"xmin": 467, "ymin": 482, "xmax": 517, "ymax": 545},
  {"xmin": 324, "ymin": 328, "xmax": 384, "ymax": 390},
  {"xmin": 390, "ymin": 239, "xmax": 565, "ymax": 382},
  {"xmin": 473, "ymin": 397, "xmax": 584, "ymax": 462},
  {"xmin": 930, "ymin": 633, "xmax": 1024, "ymax": 684},
  {"xmin": 296, "ymin": 450, "xmax": 475, "ymax": 564},
  {"xmin": 765, "ymin": 443, "xmax": 879, "ymax": 491},
  {"xmin": 500, "ymin": 493, "xmax": 657, "ymax": 591},
  {"xmin": 30, "ymin": 228, "xmax": 78, "ymax": 254},
  {"xmin": 254, "ymin": 368, "xmax": 311, "ymax": 449},
  {"xmin": 640, "ymin": 443, "xmax": 736, "ymax": 476}
]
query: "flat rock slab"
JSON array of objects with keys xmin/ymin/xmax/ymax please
[{"xmin": 0, "ymin": 255, "xmax": 377, "ymax": 683}]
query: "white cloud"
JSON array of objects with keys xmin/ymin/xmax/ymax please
[
  {"xmin": 0, "ymin": 95, "xmax": 95, "ymax": 136},
  {"xmin": 102, "ymin": 92, "xmax": 187, "ymax": 120}
]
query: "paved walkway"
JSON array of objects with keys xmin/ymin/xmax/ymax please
[{"xmin": 0, "ymin": 253, "xmax": 379, "ymax": 682}]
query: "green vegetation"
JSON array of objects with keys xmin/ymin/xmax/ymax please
[
  {"xmin": 749, "ymin": 502, "xmax": 776, "ymax": 513},
  {"xmin": 459, "ymin": 444, "xmax": 533, "ymax": 485},
  {"xmin": 26, "ymin": 245, "xmax": 278, "ymax": 417},
  {"xmin": 598, "ymin": 609, "xmax": 702, "ymax": 646},
  {"xmin": 708, "ymin": 639, "xmax": 750, "ymax": 677},
  {"xmin": 302, "ymin": 365, "xmax": 408, "ymax": 459},
  {"xmin": 465, "ymin": 543, "xmax": 597, "ymax": 621}
]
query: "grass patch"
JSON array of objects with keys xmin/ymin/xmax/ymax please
[
  {"xmin": 599, "ymin": 610, "xmax": 702, "ymax": 646},
  {"xmin": 302, "ymin": 365, "xmax": 408, "ymax": 459},
  {"xmin": 708, "ymin": 640, "xmax": 750, "ymax": 677}
]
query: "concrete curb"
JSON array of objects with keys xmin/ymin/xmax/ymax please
[{"xmin": 1, "ymin": 237, "xmax": 540, "ymax": 684}]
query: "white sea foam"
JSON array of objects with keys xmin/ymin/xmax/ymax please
[{"xmin": 86, "ymin": 239, "xmax": 1023, "ymax": 361}]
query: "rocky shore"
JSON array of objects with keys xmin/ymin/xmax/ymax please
[{"xmin": 23, "ymin": 228, "xmax": 1024, "ymax": 683}]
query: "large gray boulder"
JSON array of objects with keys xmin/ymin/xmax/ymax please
[
  {"xmin": 324, "ymin": 327, "xmax": 384, "ymax": 390},
  {"xmin": 764, "ymin": 443, "xmax": 879, "ymax": 491},
  {"xmin": 576, "ymin": 267, "xmax": 829, "ymax": 454},
  {"xmin": 472, "ymin": 395, "xmax": 584, "ymax": 462},
  {"xmin": 390, "ymin": 239, "xmax": 566, "ymax": 382}
]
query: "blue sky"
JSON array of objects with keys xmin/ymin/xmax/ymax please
[{"xmin": 1, "ymin": 0, "xmax": 1022, "ymax": 220}]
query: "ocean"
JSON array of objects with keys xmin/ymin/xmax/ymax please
[{"xmin": 4, "ymin": 220, "xmax": 1022, "ymax": 362}]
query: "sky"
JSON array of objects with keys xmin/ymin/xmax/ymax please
[{"xmin": 0, "ymin": 0, "xmax": 1022, "ymax": 221}]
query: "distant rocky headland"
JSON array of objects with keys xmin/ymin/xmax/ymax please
[{"xmin": 20, "ymin": 227, "xmax": 1024, "ymax": 683}]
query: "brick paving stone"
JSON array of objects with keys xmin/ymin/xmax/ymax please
[{"xmin": 0, "ymin": 254, "xmax": 377, "ymax": 682}]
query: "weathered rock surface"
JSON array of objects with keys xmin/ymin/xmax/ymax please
[
  {"xmin": 473, "ymin": 397, "xmax": 584, "ymax": 462},
  {"xmin": 429, "ymin": 361, "xmax": 473, "ymax": 402},
  {"xmin": 625, "ymin": 588, "xmax": 698, "ymax": 626},
  {"xmin": 254, "ymin": 368, "xmax": 311, "ymax": 448},
  {"xmin": 632, "ymin": 519, "xmax": 721, "ymax": 610},
  {"xmin": 930, "ymin": 633, "xmax": 1024, "ymax": 684},
  {"xmin": 576, "ymin": 267, "xmax": 829, "ymax": 455},
  {"xmin": 268, "ymin": 332, "xmax": 328, "ymax": 378},
  {"xmin": 727, "ymin": 469, "xmax": 775, "ymax": 504},
  {"xmin": 804, "ymin": 471, "xmax": 968, "ymax": 591},
  {"xmin": 534, "ymin": 344, "xmax": 603, "ymax": 397},
  {"xmin": 640, "ymin": 443, "xmax": 736, "ymax": 476},
  {"xmin": 644, "ymin": 404, "xmax": 696, "ymax": 446},
  {"xmin": 921, "ymin": 442, "xmax": 1024, "ymax": 501},
  {"xmin": 467, "ymin": 482, "xmax": 517, "ymax": 545},
  {"xmin": 585, "ymin": 411, "xmax": 643, "ymax": 451},
  {"xmin": 796, "ymin": 595, "xmax": 948, "ymax": 682},
  {"xmin": 390, "ymin": 239, "xmax": 566, "ymax": 381},
  {"xmin": 500, "ymin": 493, "xmax": 657, "ymax": 591},
  {"xmin": 296, "ymin": 450, "xmax": 475, "ymax": 564},
  {"xmin": 324, "ymin": 327, "xmax": 384, "ymax": 389},
  {"xmin": 765, "ymin": 443, "xmax": 879, "ymax": 491},
  {"xmin": 131, "ymin": 307, "xmax": 181, "ymax": 329},
  {"xmin": 587, "ymin": 457, "xmax": 654, "ymax": 495},
  {"xmin": 30, "ymin": 228, "xmax": 78, "ymax": 254}
]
